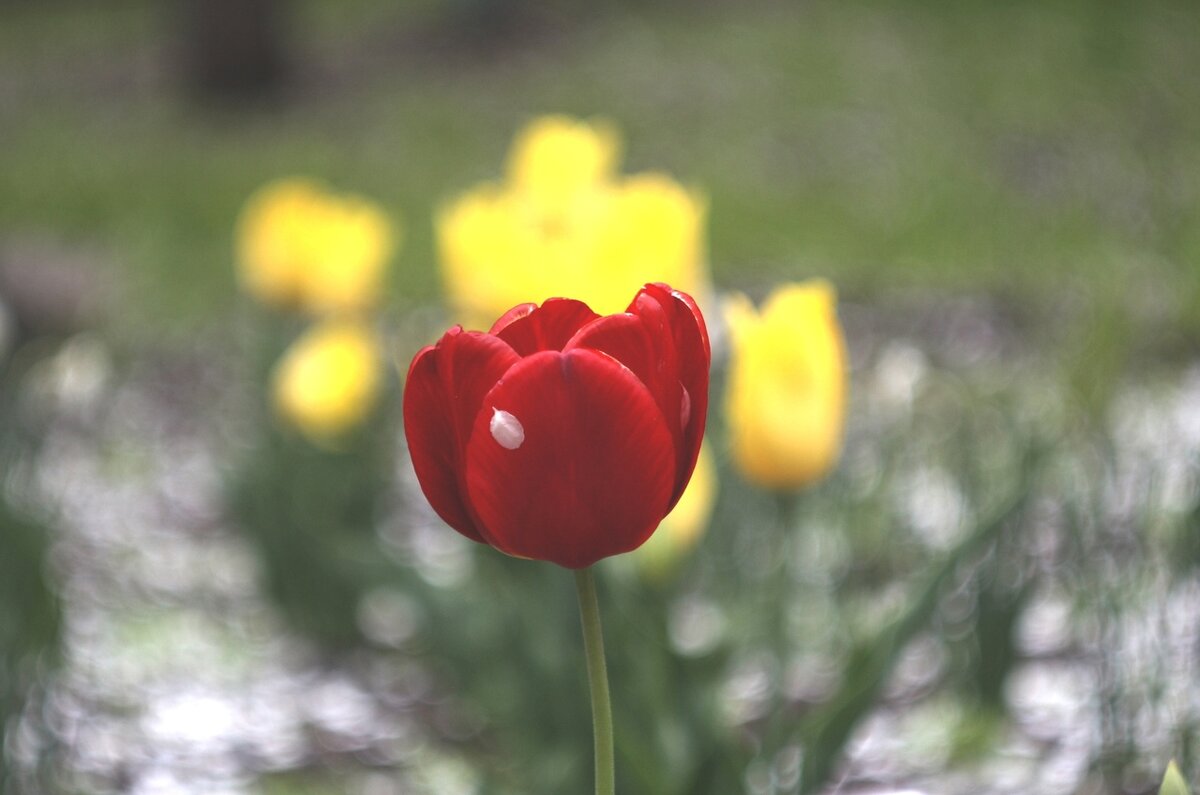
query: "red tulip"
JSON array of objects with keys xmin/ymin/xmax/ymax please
[{"xmin": 404, "ymin": 284, "xmax": 710, "ymax": 569}]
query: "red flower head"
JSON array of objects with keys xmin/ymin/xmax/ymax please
[{"xmin": 404, "ymin": 284, "xmax": 710, "ymax": 569}]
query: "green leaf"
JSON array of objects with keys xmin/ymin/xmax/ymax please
[
  {"xmin": 796, "ymin": 476, "xmax": 1038, "ymax": 795},
  {"xmin": 1161, "ymin": 761, "xmax": 1192, "ymax": 795}
]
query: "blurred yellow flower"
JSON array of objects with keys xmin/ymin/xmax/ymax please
[
  {"xmin": 273, "ymin": 319, "xmax": 382, "ymax": 443},
  {"xmin": 634, "ymin": 443, "xmax": 717, "ymax": 581},
  {"xmin": 506, "ymin": 114, "xmax": 619, "ymax": 215},
  {"xmin": 437, "ymin": 115, "xmax": 710, "ymax": 325},
  {"xmin": 724, "ymin": 281, "xmax": 848, "ymax": 490},
  {"xmin": 592, "ymin": 173, "xmax": 708, "ymax": 317},
  {"xmin": 236, "ymin": 179, "xmax": 396, "ymax": 314}
]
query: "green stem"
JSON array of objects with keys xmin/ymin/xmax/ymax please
[{"xmin": 575, "ymin": 567, "xmax": 615, "ymax": 795}]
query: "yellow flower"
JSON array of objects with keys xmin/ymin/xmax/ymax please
[
  {"xmin": 724, "ymin": 281, "xmax": 848, "ymax": 490},
  {"xmin": 437, "ymin": 115, "xmax": 710, "ymax": 325},
  {"xmin": 299, "ymin": 195, "xmax": 394, "ymax": 315},
  {"xmin": 591, "ymin": 173, "xmax": 708, "ymax": 317},
  {"xmin": 236, "ymin": 179, "xmax": 323, "ymax": 307},
  {"xmin": 506, "ymin": 115, "xmax": 619, "ymax": 214},
  {"xmin": 273, "ymin": 319, "xmax": 382, "ymax": 443},
  {"xmin": 634, "ymin": 443, "xmax": 717, "ymax": 581},
  {"xmin": 236, "ymin": 179, "xmax": 396, "ymax": 314},
  {"xmin": 436, "ymin": 183, "xmax": 609, "ymax": 327}
]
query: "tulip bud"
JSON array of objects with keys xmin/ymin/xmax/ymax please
[
  {"xmin": 724, "ymin": 280, "xmax": 848, "ymax": 490},
  {"xmin": 403, "ymin": 284, "xmax": 710, "ymax": 569},
  {"xmin": 273, "ymin": 319, "xmax": 382, "ymax": 444},
  {"xmin": 236, "ymin": 179, "xmax": 396, "ymax": 314}
]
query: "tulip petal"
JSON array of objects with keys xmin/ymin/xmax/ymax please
[
  {"xmin": 635, "ymin": 283, "xmax": 711, "ymax": 376},
  {"xmin": 566, "ymin": 311, "xmax": 687, "ymax": 482},
  {"xmin": 403, "ymin": 346, "xmax": 480, "ymax": 540},
  {"xmin": 464, "ymin": 349, "xmax": 676, "ymax": 568},
  {"xmin": 628, "ymin": 284, "xmax": 710, "ymax": 506},
  {"xmin": 493, "ymin": 298, "xmax": 599, "ymax": 355},
  {"xmin": 435, "ymin": 328, "xmax": 522, "ymax": 452},
  {"xmin": 488, "ymin": 302, "xmax": 537, "ymax": 335},
  {"xmin": 403, "ymin": 329, "xmax": 520, "ymax": 543},
  {"xmin": 564, "ymin": 313, "xmax": 657, "ymax": 392}
]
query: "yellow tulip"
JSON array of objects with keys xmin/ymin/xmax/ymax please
[
  {"xmin": 236, "ymin": 178, "xmax": 324, "ymax": 308},
  {"xmin": 437, "ymin": 115, "xmax": 710, "ymax": 325},
  {"xmin": 591, "ymin": 173, "xmax": 708, "ymax": 317},
  {"xmin": 634, "ymin": 443, "xmax": 717, "ymax": 581},
  {"xmin": 236, "ymin": 179, "xmax": 396, "ymax": 314},
  {"xmin": 506, "ymin": 115, "xmax": 619, "ymax": 214},
  {"xmin": 299, "ymin": 195, "xmax": 394, "ymax": 315},
  {"xmin": 436, "ymin": 183, "xmax": 610, "ymax": 327},
  {"xmin": 273, "ymin": 319, "xmax": 382, "ymax": 443},
  {"xmin": 724, "ymin": 281, "xmax": 848, "ymax": 490}
]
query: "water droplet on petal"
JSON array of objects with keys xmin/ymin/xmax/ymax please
[{"xmin": 490, "ymin": 408, "xmax": 525, "ymax": 450}]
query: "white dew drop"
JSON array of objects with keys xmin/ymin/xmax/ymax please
[
  {"xmin": 490, "ymin": 408, "xmax": 525, "ymax": 450},
  {"xmin": 680, "ymin": 385, "xmax": 692, "ymax": 431}
]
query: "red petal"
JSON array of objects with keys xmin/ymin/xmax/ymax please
[
  {"xmin": 464, "ymin": 349, "xmax": 676, "ymax": 568},
  {"xmin": 565, "ymin": 310, "xmax": 686, "ymax": 481},
  {"xmin": 493, "ymin": 298, "xmax": 599, "ymax": 356},
  {"xmin": 628, "ymin": 284, "xmax": 711, "ymax": 506},
  {"xmin": 402, "ymin": 329, "xmax": 520, "ymax": 544},
  {"xmin": 635, "ymin": 283, "xmax": 711, "ymax": 368},
  {"xmin": 488, "ymin": 302, "xmax": 537, "ymax": 335},
  {"xmin": 403, "ymin": 345, "xmax": 481, "ymax": 541},
  {"xmin": 435, "ymin": 328, "xmax": 522, "ymax": 453},
  {"xmin": 564, "ymin": 313, "xmax": 657, "ymax": 388}
]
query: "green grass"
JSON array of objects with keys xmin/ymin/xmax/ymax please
[{"xmin": 2, "ymin": 0, "xmax": 1198, "ymax": 347}]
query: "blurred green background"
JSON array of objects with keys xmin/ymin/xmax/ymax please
[
  {"xmin": 5, "ymin": 0, "xmax": 1198, "ymax": 346},
  {"xmin": 2, "ymin": 1, "xmax": 1200, "ymax": 794}
]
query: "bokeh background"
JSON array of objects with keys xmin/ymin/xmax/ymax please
[{"xmin": 2, "ymin": 1, "xmax": 1200, "ymax": 794}]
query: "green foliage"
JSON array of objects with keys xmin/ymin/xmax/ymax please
[
  {"xmin": 0, "ymin": 501, "xmax": 59, "ymax": 680},
  {"xmin": 230, "ymin": 404, "xmax": 398, "ymax": 653},
  {"xmin": 2, "ymin": 0, "xmax": 1199, "ymax": 349},
  {"xmin": 796, "ymin": 471, "xmax": 1036, "ymax": 793},
  {"xmin": 1161, "ymin": 761, "xmax": 1192, "ymax": 795},
  {"xmin": 0, "ymin": 496, "xmax": 61, "ymax": 793},
  {"xmin": 0, "ymin": 355, "xmax": 62, "ymax": 793}
]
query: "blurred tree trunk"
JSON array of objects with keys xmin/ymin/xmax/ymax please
[{"xmin": 181, "ymin": 0, "xmax": 288, "ymax": 100}]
